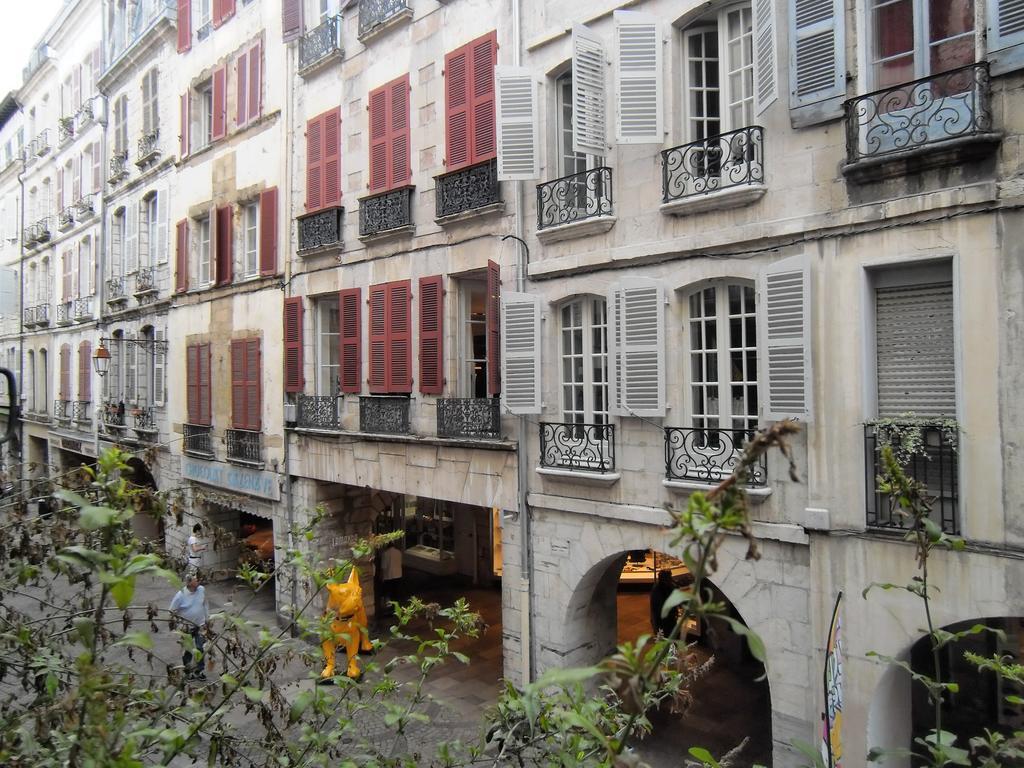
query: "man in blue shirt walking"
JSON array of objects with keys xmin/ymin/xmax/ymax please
[{"xmin": 169, "ymin": 571, "xmax": 209, "ymax": 680}]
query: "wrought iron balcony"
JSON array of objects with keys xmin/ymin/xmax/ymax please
[
  {"xmin": 58, "ymin": 207, "xmax": 75, "ymax": 231},
  {"xmin": 662, "ymin": 126, "xmax": 764, "ymax": 203},
  {"xmin": 297, "ymin": 207, "xmax": 343, "ymax": 252},
  {"xmin": 54, "ymin": 399, "xmax": 71, "ymax": 422},
  {"xmin": 844, "ymin": 62, "xmax": 993, "ymax": 165},
  {"xmin": 183, "ymin": 423, "xmax": 214, "ymax": 458},
  {"xmin": 537, "ymin": 167, "xmax": 613, "ymax": 231},
  {"xmin": 359, "ymin": 187, "xmax": 413, "ymax": 238},
  {"xmin": 437, "ymin": 397, "xmax": 500, "ymax": 439},
  {"xmin": 73, "ymin": 400, "xmax": 91, "ymax": 424},
  {"xmin": 358, "ymin": 0, "xmax": 410, "ymax": 38},
  {"xmin": 226, "ymin": 428, "xmax": 262, "ymax": 464},
  {"xmin": 77, "ymin": 98, "xmax": 95, "ymax": 125},
  {"xmin": 55, "ymin": 301, "xmax": 72, "ymax": 325},
  {"xmin": 107, "ymin": 276, "xmax": 128, "ymax": 304},
  {"xmin": 58, "ymin": 117, "xmax": 75, "ymax": 145},
  {"xmin": 32, "ymin": 130, "xmax": 51, "ymax": 157},
  {"xmin": 26, "ymin": 217, "xmax": 51, "ymax": 246},
  {"xmin": 34, "ymin": 303, "xmax": 50, "ymax": 327},
  {"xmin": 101, "ymin": 402, "xmax": 126, "ymax": 429},
  {"xmin": 75, "ymin": 194, "xmax": 95, "ymax": 219},
  {"xmin": 359, "ymin": 396, "xmax": 410, "ymax": 435},
  {"xmin": 436, "ymin": 159, "xmax": 500, "ymax": 219},
  {"xmin": 664, "ymin": 427, "xmax": 766, "ymax": 486},
  {"xmin": 539, "ymin": 421, "xmax": 616, "ymax": 473},
  {"xmin": 109, "ymin": 150, "xmax": 129, "ymax": 183},
  {"xmin": 133, "ymin": 406, "xmax": 157, "ymax": 436},
  {"xmin": 136, "ymin": 131, "xmax": 159, "ymax": 167},
  {"xmin": 299, "ymin": 14, "xmax": 343, "ymax": 73},
  {"xmin": 296, "ymin": 394, "xmax": 339, "ymax": 429},
  {"xmin": 134, "ymin": 267, "xmax": 157, "ymax": 296},
  {"xmin": 865, "ymin": 423, "xmax": 959, "ymax": 535},
  {"xmin": 22, "ymin": 306, "xmax": 35, "ymax": 327},
  {"xmin": 73, "ymin": 296, "xmax": 93, "ymax": 321}
]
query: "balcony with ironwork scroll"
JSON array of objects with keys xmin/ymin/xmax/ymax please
[
  {"xmin": 865, "ymin": 422, "xmax": 959, "ymax": 535},
  {"xmin": 134, "ymin": 267, "xmax": 158, "ymax": 298},
  {"xmin": 75, "ymin": 194, "xmax": 95, "ymax": 220},
  {"xmin": 23, "ymin": 306, "xmax": 36, "ymax": 327},
  {"xmin": 100, "ymin": 402, "xmax": 126, "ymax": 433},
  {"xmin": 358, "ymin": 0, "xmax": 412, "ymax": 41},
  {"xmin": 54, "ymin": 400, "xmax": 71, "ymax": 423},
  {"xmin": 73, "ymin": 400, "xmax": 91, "ymax": 426},
  {"xmin": 661, "ymin": 126, "xmax": 766, "ymax": 216},
  {"xmin": 33, "ymin": 303, "xmax": 50, "ymax": 327},
  {"xmin": 73, "ymin": 296, "xmax": 93, "ymax": 321},
  {"xmin": 360, "ymin": 396, "xmax": 410, "ymax": 435},
  {"xmin": 359, "ymin": 187, "xmax": 413, "ymax": 240},
  {"xmin": 227, "ymin": 428, "xmax": 262, "ymax": 465},
  {"xmin": 107, "ymin": 276, "xmax": 128, "ymax": 307},
  {"xmin": 183, "ymin": 423, "xmax": 215, "ymax": 458},
  {"xmin": 136, "ymin": 131, "xmax": 159, "ymax": 168},
  {"xmin": 664, "ymin": 427, "xmax": 767, "ymax": 489},
  {"xmin": 58, "ymin": 206, "xmax": 75, "ymax": 232},
  {"xmin": 437, "ymin": 398, "xmax": 500, "ymax": 439},
  {"xmin": 58, "ymin": 117, "xmax": 74, "ymax": 146},
  {"xmin": 56, "ymin": 301, "xmax": 72, "ymax": 326},
  {"xmin": 298, "ymin": 207, "xmax": 344, "ymax": 253},
  {"xmin": 843, "ymin": 62, "xmax": 999, "ymax": 182},
  {"xmin": 77, "ymin": 97, "xmax": 95, "ymax": 126},
  {"xmin": 32, "ymin": 130, "xmax": 50, "ymax": 158},
  {"xmin": 299, "ymin": 14, "xmax": 343, "ymax": 75},
  {"xmin": 133, "ymin": 406, "xmax": 158, "ymax": 441},
  {"xmin": 25, "ymin": 217, "xmax": 51, "ymax": 247},
  {"xmin": 536, "ymin": 167, "xmax": 614, "ymax": 243},
  {"xmin": 435, "ymin": 159, "xmax": 501, "ymax": 222},
  {"xmin": 539, "ymin": 422, "xmax": 616, "ymax": 477},
  {"xmin": 296, "ymin": 394, "xmax": 339, "ymax": 430},
  {"xmin": 109, "ymin": 150, "xmax": 129, "ymax": 184}
]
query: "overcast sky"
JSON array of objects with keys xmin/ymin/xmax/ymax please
[{"xmin": 0, "ymin": 2, "xmax": 67, "ymax": 98}]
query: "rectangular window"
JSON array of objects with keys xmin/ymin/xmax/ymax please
[
  {"xmin": 230, "ymin": 338, "xmax": 261, "ymax": 430},
  {"xmin": 367, "ymin": 76, "xmax": 410, "ymax": 193},
  {"xmin": 142, "ymin": 69, "xmax": 159, "ymax": 136},
  {"xmin": 197, "ymin": 0, "xmax": 212, "ymax": 32},
  {"xmin": 146, "ymin": 195, "xmax": 159, "ymax": 268},
  {"xmin": 242, "ymin": 201, "xmax": 258, "ymax": 278},
  {"xmin": 114, "ymin": 95, "xmax": 128, "ymax": 154},
  {"xmin": 195, "ymin": 82, "xmax": 213, "ymax": 150},
  {"xmin": 186, "ymin": 342, "xmax": 212, "ymax": 425},
  {"xmin": 870, "ymin": 0, "xmax": 975, "ymax": 88},
  {"xmin": 460, "ymin": 281, "xmax": 488, "ymax": 398},
  {"xmin": 316, "ymin": 296, "xmax": 340, "ymax": 395},
  {"xmin": 197, "ymin": 216, "xmax": 211, "ymax": 285},
  {"xmin": 111, "ymin": 209, "xmax": 125, "ymax": 276},
  {"xmin": 559, "ymin": 298, "xmax": 608, "ymax": 425},
  {"xmin": 444, "ymin": 31, "xmax": 497, "ymax": 171}
]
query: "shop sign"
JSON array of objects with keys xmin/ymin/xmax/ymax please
[
  {"xmin": 182, "ymin": 457, "xmax": 280, "ymax": 501},
  {"xmin": 61, "ymin": 438, "xmax": 96, "ymax": 457}
]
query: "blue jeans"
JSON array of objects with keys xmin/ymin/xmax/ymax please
[{"xmin": 183, "ymin": 626, "xmax": 205, "ymax": 675}]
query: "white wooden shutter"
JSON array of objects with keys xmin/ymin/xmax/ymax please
[
  {"xmin": 608, "ymin": 278, "xmax": 664, "ymax": 417},
  {"xmin": 125, "ymin": 337, "xmax": 137, "ymax": 403},
  {"xmin": 156, "ymin": 188, "xmax": 168, "ymax": 264},
  {"xmin": 988, "ymin": 0, "xmax": 1024, "ymax": 74},
  {"xmin": 500, "ymin": 292, "xmax": 541, "ymax": 414},
  {"xmin": 875, "ymin": 282, "xmax": 955, "ymax": 418},
  {"xmin": 495, "ymin": 66, "xmax": 540, "ymax": 181},
  {"xmin": 613, "ymin": 11, "xmax": 662, "ymax": 144},
  {"xmin": 758, "ymin": 254, "xmax": 812, "ymax": 421},
  {"xmin": 572, "ymin": 25, "xmax": 606, "ymax": 155},
  {"xmin": 142, "ymin": 72, "xmax": 152, "ymax": 136},
  {"xmin": 153, "ymin": 328, "xmax": 166, "ymax": 406},
  {"xmin": 788, "ymin": 0, "xmax": 845, "ymax": 126},
  {"xmin": 753, "ymin": 0, "xmax": 778, "ymax": 116},
  {"xmin": 125, "ymin": 198, "xmax": 138, "ymax": 273}
]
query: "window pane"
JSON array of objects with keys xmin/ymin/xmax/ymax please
[{"xmin": 929, "ymin": 0, "xmax": 973, "ymax": 43}]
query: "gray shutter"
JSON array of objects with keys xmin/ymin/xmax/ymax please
[
  {"xmin": 988, "ymin": 0, "xmax": 1024, "ymax": 74},
  {"xmin": 788, "ymin": 0, "xmax": 846, "ymax": 127},
  {"xmin": 125, "ymin": 198, "xmax": 138, "ymax": 273},
  {"xmin": 500, "ymin": 292, "xmax": 541, "ymax": 414},
  {"xmin": 758, "ymin": 254, "xmax": 812, "ymax": 421},
  {"xmin": 875, "ymin": 282, "xmax": 955, "ymax": 418},
  {"xmin": 753, "ymin": 0, "xmax": 778, "ymax": 116},
  {"xmin": 572, "ymin": 24, "xmax": 607, "ymax": 155},
  {"xmin": 153, "ymin": 328, "xmax": 166, "ymax": 406},
  {"xmin": 614, "ymin": 11, "xmax": 662, "ymax": 144},
  {"xmin": 495, "ymin": 66, "xmax": 540, "ymax": 181},
  {"xmin": 156, "ymin": 188, "xmax": 169, "ymax": 264},
  {"xmin": 608, "ymin": 278, "xmax": 664, "ymax": 417}
]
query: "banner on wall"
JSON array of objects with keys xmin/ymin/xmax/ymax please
[{"xmin": 823, "ymin": 591, "xmax": 844, "ymax": 768}]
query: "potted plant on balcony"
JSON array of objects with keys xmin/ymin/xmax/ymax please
[{"xmin": 865, "ymin": 413, "xmax": 960, "ymax": 465}]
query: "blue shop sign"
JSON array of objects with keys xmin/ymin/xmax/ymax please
[{"xmin": 182, "ymin": 457, "xmax": 281, "ymax": 501}]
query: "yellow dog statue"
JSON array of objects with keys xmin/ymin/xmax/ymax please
[{"xmin": 320, "ymin": 567, "xmax": 372, "ymax": 680}]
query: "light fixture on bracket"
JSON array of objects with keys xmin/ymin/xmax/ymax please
[{"xmin": 93, "ymin": 335, "xmax": 168, "ymax": 378}]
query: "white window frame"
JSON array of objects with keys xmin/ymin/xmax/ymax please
[
  {"xmin": 194, "ymin": 82, "xmax": 213, "ymax": 151},
  {"xmin": 459, "ymin": 279, "xmax": 488, "ymax": 399},
  {"xmin": 558, "ymin": 296, "xmax": 609, "ymax": 426},
  {"xmin": 197, "ymin": 215, "xmax": 212, "ymax": 286},
  {"xmin": 196, "ymin": 0, "xmax": 212, "ymax": 32},
  {"xmin": 241, "ymin": 201, "xmax": 259, "ymax": 278},
  {"xmin": 315, "ymin": 295, "xmax": 340, "ymax": 396},
  {"xmin": 114, "ymin": 95, "xmax": 128, "ymax": 155}
]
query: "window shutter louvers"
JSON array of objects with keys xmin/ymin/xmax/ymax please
[
  {"xmin": 62, "ymin": 252, "xmax": 72, "ymax": 301},
  {"xmin": 323, "ymin": 107, "xmax": 341, "ymax": 206},
  {"xmin": 283, "ymin": 297, "xmax": 304, "ymax": 393},
  {"xmin": 78, "ymin": 341, "xmax": 91, "ymax": 401},
  {"xmin": 445, "ymin": 46, "xmax": 470, "ymax": 170},
  {"xmin": 186, "ymin": 345, "xmax": 199, "ymax": 422},
  {"xmin": 758, "ymin": 254, "xmax": 812, "ymax": 421},
  {"xmin": 500, "ymin": 292, "xmax": 541, "ymax": 414},
  {"xmin": 281, "ymin": 0, "xmax": 303, "ymax": 42},
  {"xmin": 389, "ymin": 76, "xmax": 410, "ymax": 188},
  {"xmin": 259, "ymin": 187, "xmax": 278, "ymax": 275},
  {"xmin": 753, "ymin": 0, "xmax": 778, "ymax": 116},
  {"xmin": 215, "ymin": 204, "xmax": 232, "ymax": 285},
  {"xmin": 177, "ymin": 0, "xmax": 192, "ymax": 52},
  {"xmin": 153, "ymin": 329, "xmax": 165, "ymax": 406},
  {"xmin": 72, "ymin": 155, "xmax": 81, "ymax": 202},
  {"xmin": 988, "ymin": 0, "xmax": 1024, "ymax": 74},
  {"xmin": 126, "ymin": 340, "xmax": 137, "ymax": 402},
  {"xmin": 199, "ymin": 343, "xmax": 211, "ymax": 425},
  {"xmin": 213, "ymin": 0, "xmax": 223, "ymax": 28},
  {"xmin": 607, "ymin": 278, "xmax": 665, "ymax": 417},
  {"xmin": 306, "ymin": 115, "xmax": 323, "ymax": 210},
  {"xmin": 125, "ymin": 200, "xmax": 138, "ymax": 274},
  {"xmin": 246, "ymin": 338, "xmax": 260, "ymax": 430},
  {"xmin": 248, "ymin": 42, "xmax": 261, "ymax": 121},
  {"xmin": 471, "ymin": 33, "xmax": 498, "ymax": 162},
  {"xmin": 212, "ymin": 66, "xmax": 226, "ymax": 140},
  {"xmin": 572, "ymin": 25, "xmax": 606, "ymax": 156},
  {"xmin": 236, "ymin": 49, "xmax": 248, "ymax": 126},
  {"xmin": 180, "ymin": 91, "xmax": 190, "ymax": 156},
  {"xmin": 91, "ymin": 141, "xmax": 101, "ymax": 194},
  {"xmin": 368, "ymin": 87, "xmax": 388, "ymax": 192},
  {"xmin": 368, "ymin": 285, "xmax": 387, "ymax": 392},
  {"xmin": 613, "ymin": 11, "xmax": 663, "ymax": 143},
  {"xmin": 495, "ymin": 66, "xmax": 539, "ymax": 180},
  {"xmin": 788, "ymin": 0, "xmax": 845, "ymax": 125},
  {"xmin": 157, "ymin": 189, "xmax": 169, "ymax": 264},
  {"xmin": 418, "ymin": 275, "xmax": 444, "ymax": 395},
  {"xmin": 486, "ymin": 259, "xmax": 501, "ymax": 397},
  {"xmin": 231, "ymin": 339, "xmax": 245, "ymax": 427},
  {"xmin": 388, "ymin": 280, "xmax": 412, "ymax": 393},
  {"xmin": 339, "ymin": 288, "xmax": 361, "ymax": 393},
  {"xmin": 56, "ymin": 168, "xmax": 63, "ymax": 211},
  {"xmin": 175, "ymin": 219, "xmax": 189, "ymax": 292},
  {"xmin": 223, "ymin": 0, "xmax": 235, "ymax": 24},
  {"xmin": 60, "ymin": 344, "xmax": 70, "ymax": 401}
]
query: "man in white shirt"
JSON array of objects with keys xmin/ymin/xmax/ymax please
[
  {"xmin": 186, "ymin": 524, "xmax": 206, "ymax": 571},
  {"xmin": 169, "ymin": 572, "xmax": 209, "ymax": 680}
]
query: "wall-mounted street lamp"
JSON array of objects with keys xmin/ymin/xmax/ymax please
[
  {"xmin": 92, "ymin": 342, "xmax": 110, "ymax": 377},
  {"xmin": 93, "ymin": 336, "xmax": 168, "ymax": 378}
]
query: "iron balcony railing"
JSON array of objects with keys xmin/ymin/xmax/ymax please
[
  {"xmin": 25, "ymin": 217, "xmax": 52, "ymax": 245},
  {"xmin": 133, "ymin": 406, "xmax": 157, "ymax": 435},
  {"xmin": 662, "ymin": 126, "xmax": 764, "ymax": 202},
  {"xmin": 664, "ymin": 427, "xmax": 766, "ymax": 486},
  {"xmin": 136, "ymin": 131, "xmax": 159, "ymax": 166},
  {"xmin": 73, "ymin": 400, "xmax": 91, "ymax": 424},
  {"xmin": 539, "ymin": 421, "xmax": 616, "ymax": 473},
  {"xmin": 34, "ymin": 303, "xmax": 50, "ymax": 326},
  {"xmin": 436, "ymin": 159, "xmax": 500, "ymax": 219},
  {"xmin": 58, "ymin": 207, "xmax": 75, "ymax": 231},
  {"xmin": 75, "ymin": 194, "xmax": 95, "ymax": 218},
  {"xmin": 359, "ymin": 396, "xmax": 410, "ymax": 435},
  {"xmin": 359, "ymin": 187, "xmax": 413, "ymax": 237},
  {"xmin": 101, "ymin": 402, "xmax": 126, "ymax": 429},
  {"xmin": 183, "ymin": 423, "xmax": 214, "ymax": 457},
  {"xmin": 298, "ymin": 207, "xmax": 343, "ymax": 251},
  {"xmin": 107, "ymin": 276, "xmax": 127, "ymax": 303},
  {"xmin": 299, "ymin": 14, "xmax": 343, "ymax": 72},
  {"xmin": 865, "ymin": 423, "xmax": 959, "ymax": 535},
  {"xmin": 77, "ymin": 98, "xmax": 95, "ymax": 125},
  {"xmin": 22, "ymin": 306, "xmax": 35, "ymax": 327},
  {"xmin": 109, "ymin": 150, "xmax": 129, "ymax": 183},
  {"xmin": 359, "ymin": 0, "xmax": 409, "ymax": 37},
  {"xmin": 58, "ymin": 117, "xmax": 74, "ymax": 144},
  {"xmin": 536, "ymin": 166, "xmax": 613, "ymax": 231},
  {"xmin": 54, "ymin": 400, "xmax": 72, "ymax": 421},
  {"xmin": 226, "ymin": 428, "xmax": 262, "ymax": 464},
  {"xmin": 74, "ymin": 296, "xmax": 93, "ymax": 320},
  {"xmin": 56, "ymin": 301, "xmax": 72, "ymax": 325},
  {"xmin": 135, "ymin": 266, "xmax": 157, "ymax": 295},
  {"xmin": 296, "ymin": 394, "xmax": 339, "ymax": 429},
  {"xmin": 437, "ymin": 397, "xmax": 500, "ymax": 439},
  {"xmin": 844, "ymin": 62, "xmax": 992, "ymax": 165},
  {"xmin": 33, "ymin": 129, "xmax": 51, "ymax": 157}
]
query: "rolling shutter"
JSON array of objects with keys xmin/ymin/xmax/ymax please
[
  {"xmin": 875, "ymin": 282, "xmax": 955, "ymax": 418},
  {"xmin": 282, "ymin": 0, "xmax": 302, "ymax": 42},
  {"xmin": 753, "ymin": 0, "xmax": 778, "ymax": 116},
  {"xmin": 215, "ymin": 204, "xmax": 232, "ymax": 285},
  {"xmin": 445, "ymin": 44, "xmax": 471, "ymax": 170},
  {"xmin": 614, "ymin": 11, "xmax": 662, "ymax": 144},
  {"xmin": 608, "ymin": 278, "xmax": 664, "ymax": 417},
  {"xmin": 186, "ymin": 344, "xmax": 199, "ymax": 422},
  {"xmin": 259, "ymin": 187, "xmax": 278, "ymax": 276},
  {"xmin": 988, "ymin": 0, "xmax": 1024, "ymax": 75},
  {"xmin": 306, "ymin": 114, "xmax": 323, "ymax": 210},
  {"xmin": 388, "ymin": 280, "xmax": 412, "ymax": 392},
  {"xmin": 283, "ymin": 297, "xmax": 304, "ymax": 393},
  {"xmin": 389, "ymin": 76, "xmax": 410, "ymax": 188},
  {"xmin": 418, "ymin": 275, "xmax": 444, "ymax": 395},
  {"xmin": 500, "ymin": 292, "xmax": 540, "ymax": 414},
  {"xmin": 339, "ymin": 288, "xmax": 361, "ymax": 393},
  {"xmin": 758, "ymin": 254, "xmax": 812, "ymax": 421},
  {"xmin": 177, "ymin": 0, "xmax": 192, "ymax": 53},
  {"xmin": 212, "ymin": 66, "xmax": 226, "ymax": 140},
  {"xmin": 175, "ymin": 219, "xmax": 189, "ymax": 293},
  {"xmin": 486, "ymin": 259, "xmax": 501, "ymax": 397},
  {"xmin": 788, "ymin": 0, "xmax": 845, "ymax": 126},
  {"xmin": 572, "ymin": 25, "xmax": 606, "ymax": 155},
  {"xmin": 367, "ymin": 285, "xmax": 387, "ymax": 392},
  {"xmin": 495, "ymin": 66, "xmax": 539, "ymax": 180}
]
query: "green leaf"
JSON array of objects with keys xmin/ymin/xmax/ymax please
[
  {"xmin": 688, "ymin": 747, "xmax": 721, "ymax": 767},
  {"xmin": 73, "ymin": 617, "xmax": 95, "ymax": 647},
  {"xmin": 289, "ymin": 690, "xmax": 315, "ymax": 723},
  {"xmin": 115, "ymin": 631, "xmax": 154, "ymax": 651},
  {"xmin": 242, "ymin": 686, "xmax": 267, "ymax": 703},
  {"xmin": 661, "ymin": 588, "xmax": 689, "ymax": 617},
  {"xmin": 78, "ymin": 504, "xmax": 120, "ymax": 531},
  {"xmin": 530, "ymin": 666, "xmax": 601, "ymax": 689},
  {"xmin": 110, "ymin": 576, "xmax": 136, "ymax": 610}
]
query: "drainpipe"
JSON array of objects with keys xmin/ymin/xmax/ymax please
[
  {"xmin": 15, "ymin": 112, "xmax": 26, "ymax": 474},
  {"xmin": 282, "ymin": 33, "xmax": 298, "ymax": 633}
]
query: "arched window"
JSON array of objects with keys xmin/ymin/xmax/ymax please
[{"xmin": 558, "ymin": 296, "xmax": 609, "ymax": 425}]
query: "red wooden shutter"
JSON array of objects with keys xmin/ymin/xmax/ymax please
[
  {"xmin": 215, "ymin": 205, "xmax": 232, "ymax": 285},
  {"xmin": 245, "ymin": 338, "xmax": 261, "ymax": 429},
  {"xmin": 259, "ymin": 187, "xmax": 278, "ymax": 276},
  {"xmin": 389, "ymin": 76, "xmax": 410, "ymax": 188},
  {"xmin": 367, "ymin": 285, "xmax": 387, "ymax": 392},
  {"xmin": 186, "ymin": 344, "xmax": 199, "ymax": 423},
  {"xmin": 283, "ymin": 297, "xmax": 304, "ymax": 393},
  {"xmin": 323, "ymin": 107, "xmax": 341, "ymax": 207},
  {"xmin": 471, "ymin": 33, "xmax": 497, "ymax": 162},
  {"xmin": 236, "ymin": 49, "xmax": 248, "ymax": 126},
  {"xmin": 418, "ymin": 275, "xmax": 444, "ymax": 395},
  {"xmin": 199, "ymin": 343, "xmax": 212, "ymax": 425},
  {"xmin": 389, "ymin": 280, "xmax": 412, "ymax": 393},
  {"xmin": 177, "ymin": 0, "xmax": 192, "ymax": 52},
  {"xmin": 231, "ymin": 339, "xmax": 245, "ymax": 427},
  {"xmin": 222, "ymin": 0, "xmax": 235, "ymax": 24},
  {"xmin": 78, "ymin": 341, "xmax": 91, "ymax": 401},
  {"xmin": 212, "ymin": 66, "xmax": 226, "ymax": 140},
  {"xmin": 60, "ymin": 345, "xmax": 70, "ymax": 400},
  {"xmin": 213, "ymin": 0, "xmax": 223, "ymax": 27},
  {"xmin": 281, "ymin": 0, "xmax": 302, "ymax": 42},
  {"xmin": 339, "ymin": 287, "xmax": 361, "ymax": 393},
  {"xmin": 248, "ymin": 41, "xmax": 261, "ymax": 121},
  {"xmin": 175, "ymin": 219, "xmax": 189, "ymax": 292},
  {"xmin": 487, "ymin": 259, "xmax": 501, "ymax": 396},
  {"xmin": 445, "ymin": 45, "xmax": 470, "ymax": 170},
  {"xmin": 180, "ymin": 91, "xmax": 190, "ymax": 156},
  {"xmin": 368, "ymin": 87, "xmax": 388, "ymax": 192},
  {"xmin": 306, "ymin": 115, "xmax": 323, "ymax": 210}
]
